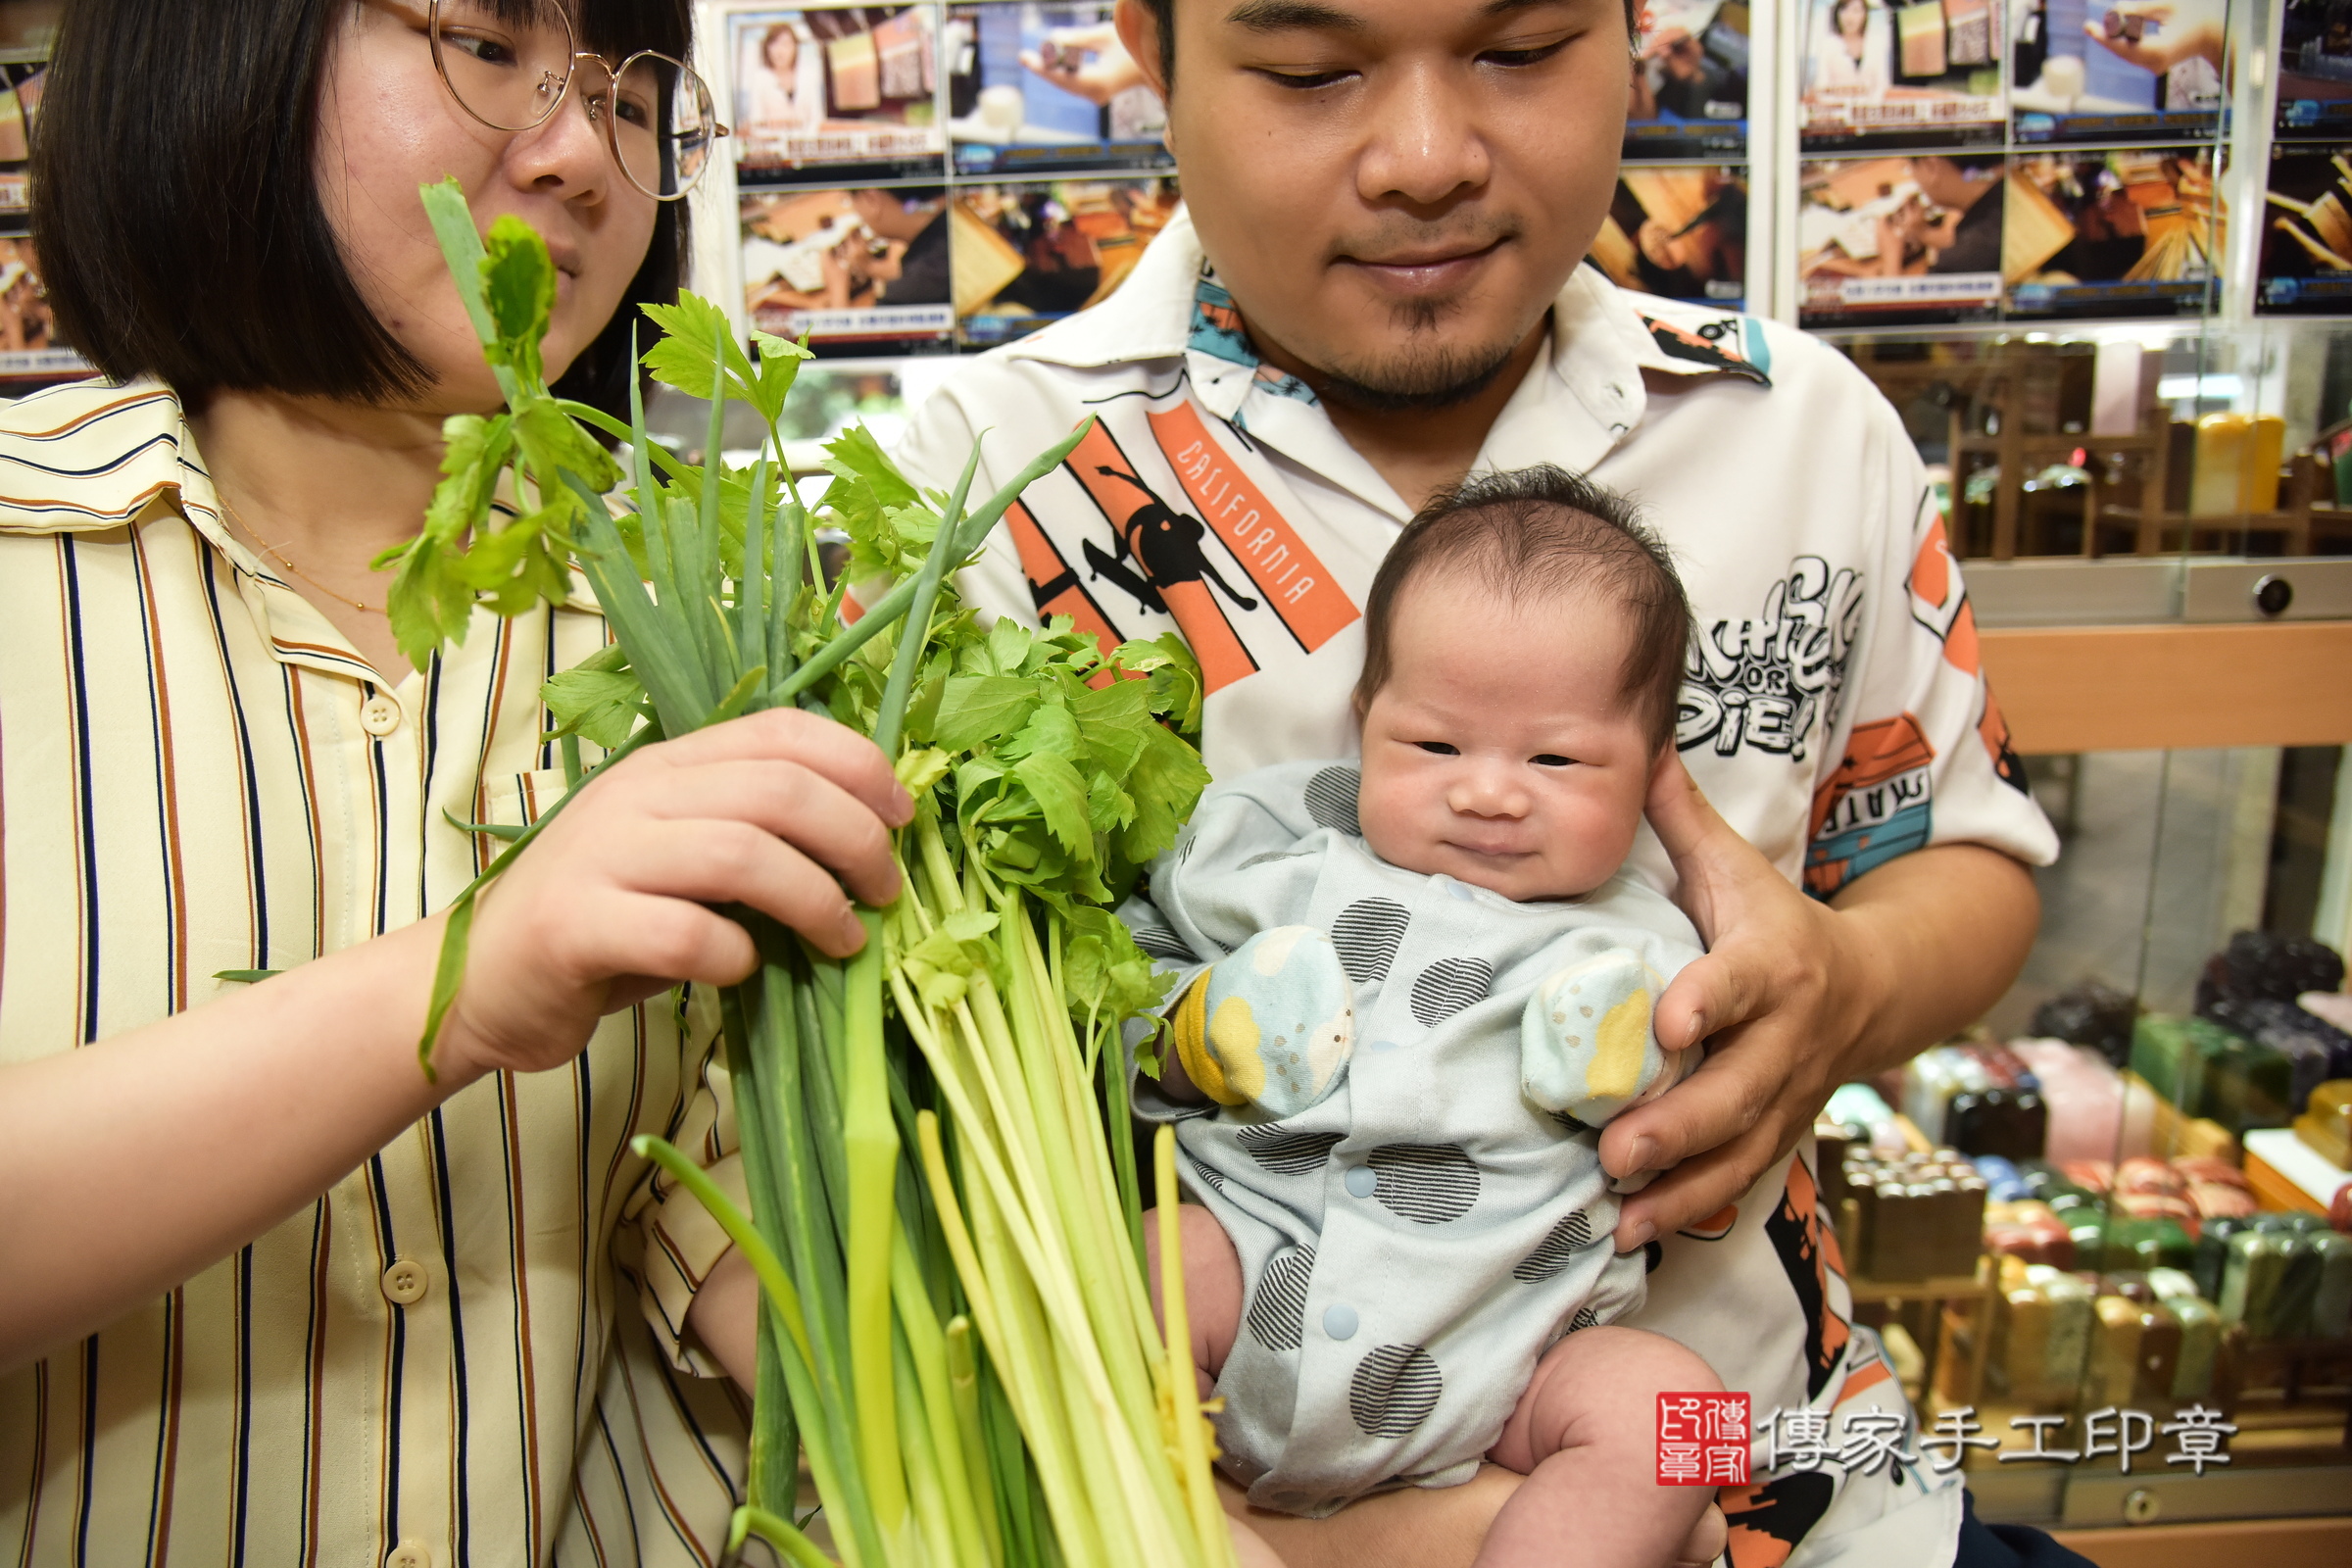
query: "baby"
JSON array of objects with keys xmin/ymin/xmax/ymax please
[{"xmin": 1128, "ymin": 466, "xmax": 1726, "ymax": 1567}]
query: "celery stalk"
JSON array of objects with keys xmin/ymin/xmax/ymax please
[
  {"xmin": 1157, "ymin": 1128, "xmax": 1233, "ymax": 1561},
  {"xmin": 891, "ymin": 1235, "xmax": 993, "ymax": 1567},
  {"xmin": 729, "ymin": 1505, "xmax": 836, "ymax": 1568},
  {"xmin": 942, "ymin": 1317, "xmax": 1001, "ymax": 1565}
]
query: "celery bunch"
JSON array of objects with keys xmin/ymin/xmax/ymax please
[{"xmin": 396, "ymin": 181, "xmax": 1233, "ymax": 1568}]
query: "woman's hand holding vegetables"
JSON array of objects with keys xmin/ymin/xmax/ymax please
[
  {"xmin": 431, "ymin": 708, "xmax": 913, "ymax": 1084},
  {"xmin": 0, "ymin": 707, "xmax": 911, "ymax": 1370}
]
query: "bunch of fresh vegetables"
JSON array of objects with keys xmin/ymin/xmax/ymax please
[{"xmin": 387, "ymin": 181, "xmax": 1230, "ymax": 1568}]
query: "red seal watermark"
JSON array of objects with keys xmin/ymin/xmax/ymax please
[{"xmin": 1658, "ymin": 1392, "xmax": 1750, "ymax": 1487}]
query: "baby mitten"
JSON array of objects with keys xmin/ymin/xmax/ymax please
[
  {"xmin": 1520, "ymin": 948, "xmax": 1689, "ymax": 1127},
  {"xmin": 1170, "ymin": 926, "xmax": 1355, "ymax": 1118}
]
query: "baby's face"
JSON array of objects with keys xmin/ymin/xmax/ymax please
[{"xmin": 1356, "ymin": 572, "xmax": 1660, "ymax": 902}]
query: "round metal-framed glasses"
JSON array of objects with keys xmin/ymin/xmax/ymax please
[{"xmin": 427, "ymin": 0, "xmax": 727, "ymax": 201}]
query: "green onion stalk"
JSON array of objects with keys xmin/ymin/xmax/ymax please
[{"xmin": 383, "ymin": 181, "xmax": 1235, "ymax": 1568}]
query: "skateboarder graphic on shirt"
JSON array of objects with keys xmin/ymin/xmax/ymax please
[{"xmin": 1084, "ymin": 463, "xmax": 1261, "ymax": 616}]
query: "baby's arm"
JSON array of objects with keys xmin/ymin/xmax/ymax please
[
  {"xmin": 1114, "ymin": 892, "xmax": 1215, "ymax": 1108},
  {"xmin": 1520, "ymin": 947, "xmax": 1697, "ymax": 1131},
  {"xmin": 1164, "ymin": 926, "xmax": 1356, "ymax": 1120}
]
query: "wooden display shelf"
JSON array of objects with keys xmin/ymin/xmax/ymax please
[
  {"xmin": 1980, "ymin": 622, "xmax": 2352, "ymax": 755},
  {"xmin": 1847, "ymin": 1270, "xmax": 1994, "ymax": 1304},
  {"xmin": 2050, "ymin": 1514, "xmax": 2352, "ymax": 1568},
  {"xmin": 1851, "ymin": 1259, "xmax": 1998, "ymax": 1412},
  {"xmin": 2090, "ymin": 487, "xmax": 2352, "ymax": 560},
  {"xmin": 1847, "ymin": 337, "xmax": 2352, "ymax": 561}
]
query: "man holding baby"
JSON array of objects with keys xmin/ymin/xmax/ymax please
[{"xmin": 882, "ymin": 0, "xmax": 2066, "ymax": 1562}]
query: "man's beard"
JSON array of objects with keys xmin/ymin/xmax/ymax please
[{"xmin": 1308, "ymin": 296, "xmax": 1527, "ymax": 414}]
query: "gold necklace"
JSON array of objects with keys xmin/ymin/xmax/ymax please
[{"xmin": 215, "ymin": 491, "xmax": 386, "ymax": 616}]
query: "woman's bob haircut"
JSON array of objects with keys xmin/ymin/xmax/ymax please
[{"xmin": 32, "ymin": 0, "xmax": 691, "ymax": 418}]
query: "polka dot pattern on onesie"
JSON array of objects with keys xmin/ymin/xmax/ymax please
[
  {"xmin": 1349, "ymin": 1345, "xmax": 1442, "ymax": 1437},
  {"xmin": 1331, "ymin": 898, "xmax": 1410, "ymax": 985},
  {"xmin": 1129, "ymin": 916, "xmax": 1193, "ymax": 962},
  {"xmin": 1302, "ymin": 766, "xmax": 1362, "ymax": 836},
  {"xmin": 1512, "ymin": 1212, "xmax": 1600, "ymax": 1282},
  {"xmin": 1237, "ymin": 1125, "xmax": 1344, "ymax": 1175},
  {"xmin": 1185, "ymin": 1152, "xmax": 1228, "ymax": 1195},
  {"xmin": 1408, "ymin": 957, "xmax": 1494, "ymax": 1027},
  {"xmin": 1366, "ymin": 1143, "xmax": 1480, "ymax": 1224},
  {"xmin": 1247, "ymin": 1246, "xmax": 1316, "ymax": 1350},
  {"xmin": 1567, "ymin": 1306, "xmax": 1602, "ymax": 1333}
]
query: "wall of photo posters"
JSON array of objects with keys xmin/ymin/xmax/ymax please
[
  {"xmin": 1790, "ymin": 0, "xmax": 2234, "ymax": 330},
  {"xmin": 1615, "ymin": 0, "xmax": 1758, "ymax": 312},
  {"xmin": 710, "ymin": 0, "xmax": 1188, "ymax": 358},
  {"xmin": 2261, "ymin": 0, "xmax": 2352, "ymax": 311},
  {"xmin": 0, "ymin": 2, "xmax": 2336, "ymax": 390},
  {"xmin": 695, "ymin": 0, "xmax": 2319, "ymax": 365},
  {"xmin": 701, "ymin": 1, "xmax": 1746, "ymax": 350},
  {"xmin": 0, "ymin": 1, "xmax": 81, "ymax": 384}
]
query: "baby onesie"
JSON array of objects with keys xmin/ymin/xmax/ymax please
[{"xmin": 1126, "ymin": 760, "xmax": 1707, "ymax": 1517}]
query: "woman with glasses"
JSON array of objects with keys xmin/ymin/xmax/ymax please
[{"xmin": 0, "ymin": 5, "xmax": 908, "ymax": 1564}]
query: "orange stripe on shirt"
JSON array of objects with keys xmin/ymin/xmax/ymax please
[
  {"xmin": 1146, "ymin": 402, "xmax": 1359, "ymax": 654},
  {"xmin": 1004, "ymin": 499, "xmax": 1118, "ymax": 650},
  {"xmin": 1062, "ymin": 418, "xmax": 1160, "ymax": 531},
  {"xmin": 1154, "ymin": 580, "xmax": 1257, "ymax": 694},
  {"xmin": 1833, "ymin": 1356, "xmax": 1892, "ymax": 1406},
  {"xmin": 1061, "ymin": 419, "xmax": 1259, "ymax": 695}
]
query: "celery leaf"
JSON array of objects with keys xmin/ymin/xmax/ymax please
[{"xmin": 481, "ymin": 216, "xmax": 556, "ymax": 387}]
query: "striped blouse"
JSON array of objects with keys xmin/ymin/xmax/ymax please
[{"xmin": 0, "ymin": 380, "xmax": 750, "ymax": 1568}]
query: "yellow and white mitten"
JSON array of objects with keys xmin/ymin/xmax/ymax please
[
  {"xmin": 1520, "ymin": 948, "xmax": 1688, "ymax": 1126},
  {"xmin": 1170, "ymin": 926, "xmax": 1355, "ymax": 1118}
]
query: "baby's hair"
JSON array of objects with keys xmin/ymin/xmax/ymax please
[{"xmin": 1353, "ymin": 466, "xmax": 1692, "ymax": 752}]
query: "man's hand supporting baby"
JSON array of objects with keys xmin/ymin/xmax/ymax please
[{"xmin": 1600, "ymin": 751, "xmax": 2041, "ymax": 1252}]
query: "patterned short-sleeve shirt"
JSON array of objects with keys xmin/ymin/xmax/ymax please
[{"xmin": 895, "ymin": 206, "xmax": 2054, "ymax": 1565}]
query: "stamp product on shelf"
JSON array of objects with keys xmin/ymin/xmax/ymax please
[
  {"xmin": 740, "ymin": 184, "xmax": 956, "ymax": 355},
  {"xmin": 2276, "ymin": 0, "xmax": 2352, "ymax": 138},
  {"xmin": 2030, "ymin": 979, "xmax": 2139, "ymax": 1067},
  {"xmin": 950, "ymin": 176, "xmax": 1178, "ymax": 347},
  {"xmin": 2003, "ymin": 147, "xmax": 2224, "ymax": 318},
  {"xmin": 730, "ymin": 5, "xmax": 946, "ymax": 183},
  {"xmin": 1586, "ymin": 165, "xmax": 1747, "ymax": 308},
  {"xmin": 944, "ymin": 1, "xmax": 1170, "ymax": 176},
  {"xmin": 2009, "ymin": 0, "xmax": 2227, "ymax": 144},
  {"xmin": 1624, "ymin": 0, "xmax": 1750, "ymax": 160},
  {"xmin": 1796, "ymin": 154, "xmax": 2003, "ymax": 326},
  {"xmin": 1799, "ymin": 0, "xmax": 2005, "ymax": 152}
]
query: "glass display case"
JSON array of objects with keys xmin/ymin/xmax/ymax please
[
  {"xmin": 1817, "ymin": 732, "xmax": 2352, "ymax": 1543},
  {"xmin": 1788, "ymin": 6, "xmax": 2352, "ymax": 1548}
]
